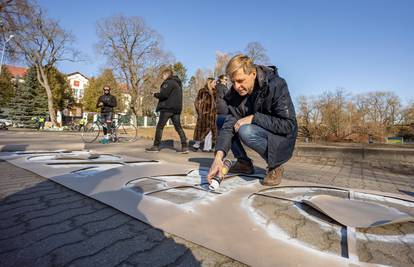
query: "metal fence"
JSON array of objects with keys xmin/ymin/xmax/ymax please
[
  {"xmin": 135, "ymin": 115, "xmax": 196, "ymax": 127},
  {"xmin": 64, "ymin": 113, "xmax": 196, "ymax": 128}
]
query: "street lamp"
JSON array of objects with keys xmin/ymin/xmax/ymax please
[{"xmin": 0, "ymin": 34, "xmax": 14, "ymax": 75}]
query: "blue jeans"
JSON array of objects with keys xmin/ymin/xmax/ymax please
[
  {"xmin": 216, "ymin": 115, "xmax": 227, "ymax": 131},
  {"xmin": 232, "ymin": 124, "xmax": 269, "ymax": 163}
]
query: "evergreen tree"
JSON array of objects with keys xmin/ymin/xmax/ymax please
[
  {"xmin": 32, "ymin": 71, "xmax": 49, "ymax": 119},
  {"xmin": 0, "ymin": 67, "xmax": 16, "ymax": 118},
  {"xmin": 10, "ymin": 67, "xmax": 48, "ymax": 127},
  {"xmin": 10, "ymin": 68, "xmax": 36, "ymax": 127},
  {"xmin": 172, "ymin": 62, "xmax": 188, "ymax": 86},
  {"xmin": 0, "ymin": 67, "xmax": 15, "ymax": 107},
  {"xmin": 46, "ymin": 66, "xmax": 74, "ymax": 111}
]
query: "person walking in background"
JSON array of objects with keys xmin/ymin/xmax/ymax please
[
  {"xmin": 96, "ymin": 85, "xmax": 117, "ymax": 144},
  {"xmin": 192, "ymin": 78, "xmax": 217, "ymax": 151},
  {"xmin": 146, "ymin": 69, "xmax": 188, "ymax": 153}
]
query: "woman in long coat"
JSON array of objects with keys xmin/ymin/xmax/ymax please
[{"xmin": 193, "ymin": 78, "xmax": 217, "ymax": 151}]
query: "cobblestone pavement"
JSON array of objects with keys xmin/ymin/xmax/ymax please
[
  {"xmin": 1, "ymin": 130, "xmax": 413, "ymax": 266},
  {"xmin": 287, "ymin": 156, "xmax": 414, "ymax": 194},
  {"xmin": 0, "ymin": 160, "xmax": 246, "ymax": 267}
]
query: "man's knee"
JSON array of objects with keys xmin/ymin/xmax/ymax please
[
  {"xmin": 156, "ymin": 122, "xmax": 165, "ymax": 130},
  {"xmin": 238, "ymin": 124, "xmax": 257, "ymax": 143}
]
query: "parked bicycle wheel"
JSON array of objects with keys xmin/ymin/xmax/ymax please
[
  {"xmin": 116, "ymin": 124, "xmax": 138, "ymax": 142},
  {"xmin": 70, "ymin": 124, "xmax": 80, "ymax": 131},
  {"xmin": 81, "ymin": 123, "xmax": 101, "ymax": 143}
]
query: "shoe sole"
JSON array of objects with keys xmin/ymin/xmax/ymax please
[
  {"xmin": 228, "ymin": 171, "xmax": 255, "ymax": 175},
  {"xmin": 262, "ymin": 168, "xmax": 284, "ymax": 186},
  {"xmin": 262, "ymin": 179, "xmax": 282, "ymax": 186}
]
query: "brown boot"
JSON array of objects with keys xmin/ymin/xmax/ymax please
[
  {"xmin": 263, "ymin": 166, "xmax": 284, "ymax": 186},
  {"xmin": 229, "ymin": 159, "xmax": 254, "ymax": 175}
]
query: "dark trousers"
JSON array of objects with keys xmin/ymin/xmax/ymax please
[
  {"xmin": 101, "ymin": 112, "xmax": 113, "ymax": 135},
  {"xmin": 154, "ymin": 112, "xmax": 187, "ymax": 146}
]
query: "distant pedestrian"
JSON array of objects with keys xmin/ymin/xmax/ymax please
[
  {"xmin": 79, "ymin": 117, "xmax": 87, "ymax": 131},
  {"xmin": 146, "ymin": 69, "xmax": 188, "ymax": 153},
  {"xmin": 96, "ymin": 85, "xmax": 117, "ymax": 144},
  {"xmin": 38, "ymin": 116, "xmax": 45, "ymax": 130},
  {"xmin": 193, "ymin": 78, "xmax": 217, "ymax": 151}
]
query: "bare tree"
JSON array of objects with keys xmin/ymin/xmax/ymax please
[
  {"xmin": 214, "ymin": 51, "xmax": 231, "ymax": 77},
  {"xmin": 321, "ymin": 89, "xmax": 351, "ymax": 139},
  {"xmin": 0, "ymin": 0, "xmax": 14, "ymax": 11},
  {"xmin": 355, "ymin": 92, "xmax": 402, "ymax": 138},
  {"xmin": 244, "ymin": 42, "xmax": 270, "ymax": 65},
  {"xmin": 297, "ymin": 96, "xmax": 310, "ymax": 138},
  {"xmin": 96, "ymin": 15, "xmax": 170, "ymax": 115},
  {"xmin": 401, "ymin": 101, "xmax": 414, "ymax": 125},
  {"xmin": 3, "ymin": 1, "xmax": 79, "ymax": 126},
  {"xmin": 297, "ymin": 87, "xmax": 408, "ymax": 142},
  {"xmin": 194, "ymin": 68, "xmax": 212, "ymax": 90},
  {"xmin": 140, "ymin": 66, "xmax": 164, "ymax": 116},
  {"xmin": 0, "ymin": 0, "xmax": 27, "ymax": 26}
]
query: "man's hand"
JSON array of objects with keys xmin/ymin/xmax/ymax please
[
  {"xmin": 234, "ymin": 115, "xmax": 254, "ymax": 132},
  {"xmin": 98, "ymin": 102, "xmax": 103, "ymax": 107},
  {"xmin": 207, "ymin": 151, "xmax": 225, "ymax": 183}
]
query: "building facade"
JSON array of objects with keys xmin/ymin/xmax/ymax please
[
  {"xmin": 66, "ymin": 72, "xmax": 89, "ymax": 102},
  {"xmin": 66, "ymin": 72, "xmax": 89, "ymax": 116}
]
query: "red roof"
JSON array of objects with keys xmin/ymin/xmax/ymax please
[
  {"xmin": 66, "ymin": 71, "xmax": 89, "ymax": 80},
  {"xmin": 4, "ymin": 65, "xmax": 28, "ymax": 78}
]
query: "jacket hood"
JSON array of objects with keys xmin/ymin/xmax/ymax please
[
  {"xmin": 168, "ymin": 75, "xmax": 182, "ymax": 87},
  {"xmin": 256, "ymin": 65, "xmax": 279, "ymax": 89}
]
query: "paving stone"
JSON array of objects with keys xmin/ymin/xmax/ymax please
[
  {"xmin": 1, "ymin": 132, "xmax": 413, "ymax": 267},
  {"xmin": 0, "ymin": 161, "xmax": 243, "ymax": 267}
]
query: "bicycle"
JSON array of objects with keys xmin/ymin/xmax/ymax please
[
  {"xmin": 67, "ymin": 121, "xmax": 81, "ymax": 131},
  {"xmin": 81, "ymin": 114, "xmax": 138, "ymax": 143}
]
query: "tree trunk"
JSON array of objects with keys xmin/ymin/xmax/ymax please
[
  {"xmin": 130, "ymin": 84, "xmax": 140, "ymax": 116},
  {"xmin": 36, "ymin": 66, "xmax": 57, "ymax": 126}
]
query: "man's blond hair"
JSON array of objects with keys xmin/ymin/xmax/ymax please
[{"xmin": 226, "ymin": 54, "xmax": 255, "ymax": 77}]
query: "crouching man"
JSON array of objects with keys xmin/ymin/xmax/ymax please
[{"xmin": 207, "ymin": 54, "xmax": 297, "ymax": 186}]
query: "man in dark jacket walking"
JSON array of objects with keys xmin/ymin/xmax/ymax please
[
  {"xmin": 146, "ymin": 69, "xmax": 188, "ymax": 153},
  {"xmin": 96, "ymin": 85, "xmax": 117, "ymax": 144},
  {"xmin": 207, "ymin": 54, "xmax": 297, "ymax": 186}
]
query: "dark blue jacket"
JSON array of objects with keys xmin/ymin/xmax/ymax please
[
  {"xmin": 215, "ymin": 81, "xmax": 229, "ymax": 115},
  {"xmin": 215, "ymin": 65, "xmax": 297, "ymax": 167},
  {"xmin": 155, "ymin": 75, "xmax": 183, "ymax": 114}
]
